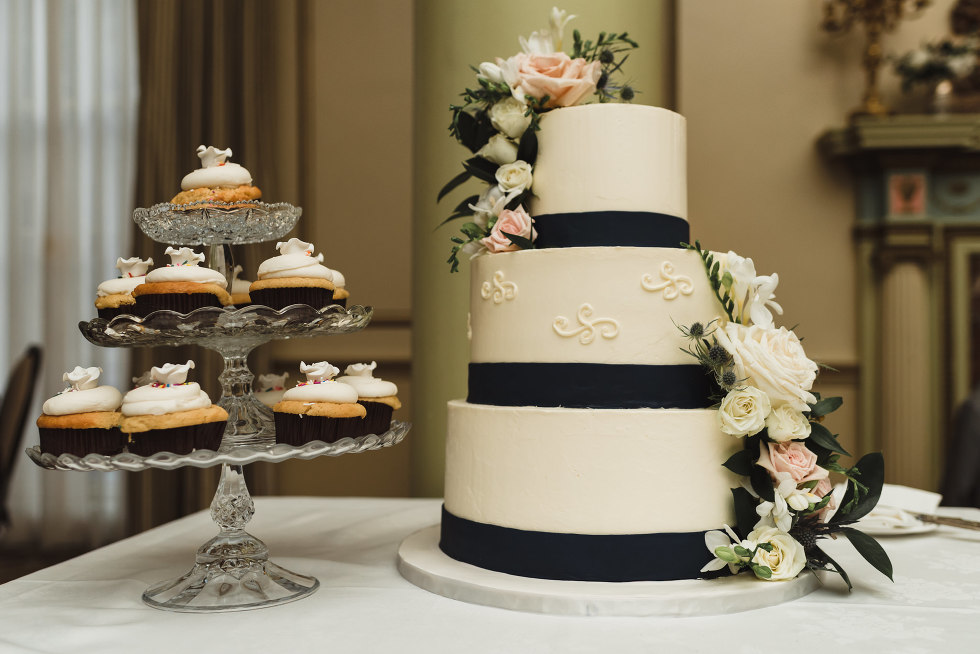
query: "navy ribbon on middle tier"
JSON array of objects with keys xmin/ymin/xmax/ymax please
[
  {"xmin": 532, "ymin": 210, "xmax": 690, "ymax": 249},
  {"xmin": 468, "ymin": 362, "xmax": 716, "ymax": 409}
]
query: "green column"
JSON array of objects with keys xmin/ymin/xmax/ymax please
[{"xmin": 411, "ymin": 0, "xmax": 674, "ymax": 496}]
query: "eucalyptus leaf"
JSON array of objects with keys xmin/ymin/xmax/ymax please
[
  {"xmin": 839, "ymin": 527, "xmax": 893, "ymax": 581},
  {"xmin": 750, "ymin": 465, "xmax": 775, "ymax": 502},
  {"xmin": 462, "ymin": 157, "xmax": 499, "ymax": 184},
  {"xmin": 502, "ymin": 231, "xmax": 534, "ymax": 250},
  {"xmin": 516, "ymin": 126, "xmax": 538, "ymax": 164},
  {"xmin": 808, "ymin": 421, "xmax": 850, "ymax": 456},
  {"xmin": 723, "ymin": 449, "xmax": 754, "ymax": 477},
  {"xmin": 437, "ymin": 169, "xmax": 473, "ymax": 202},
  {"xmin": 812, "ymin": 546, "xmax": 852, "ymax": 591},
  {"xmin": 832, "ymin": 453, "xmax": 884, "ymax": 524},
  {"xmin": 809, "ymin": 396, "xmax": 843, "ymax": 418},
  {"xmin": 732, "ymin": 487, "xmax": 758, "ymax": 536}
]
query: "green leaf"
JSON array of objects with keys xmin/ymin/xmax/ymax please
[
  {"xmin": 455, "ymin": 110, "xmax": 495, "ymax": 153},
  {"xmin": 437, "ymin": 169, "xmax": 472, "ymax": 202},
  {"xmin": 809, "ymin": 396, "xmax": 843, "ymax": 418},
  {"xmin": 833, "ymin": 453, "xmax": 885, "ymax": 524},
  {"xmin": 462, "ymin": 157, "xmax": 499, "ymax": 184},
  {"xmin": 502, "ymin": 231, "xmax": 534, "ymax": 250},
  {"xmin": 732, "ymin": 487, "xmax": 758, "ymax": 536},
  {"xmin": 723, "ymin": 449, "xmax": 754, "ymax": 477},
  {"xmin": 516, "ymin": 126, "xmax": 538, "ymax": 164},
  {"xmin": 459, "ymin": 222, "xmax": 485, "ymax": 239},
  {"xmin": 838, "ymin": 528, "xmax": 894, "ymax": 581},
  {"xmin": 750, "ymin": 465, "xmax": 775, "ymax": 502},
  {"xmin": 808, "ymin": 421, "xmax": 850, "ymax": 456},
  {"xmin": 812, "ymin": 545, "xmax": 852, "ymax": 591}
]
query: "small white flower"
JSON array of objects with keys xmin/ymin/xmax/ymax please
[
  {"xmin": 64, "ymin": 366, "xmax": 102, "ymax": 391},
  {"xmin": 476, "ymin": 61, "xmax": 505, "ymax": 84},
  {"xmin": 344, "ymin": 361, "xmax": 377, "ymax": 377},
  {"xmin": 748, "ymin": 273, "xmax": 783, "ymax": 329},
  {"xmin": 299, "ymin": 361, "xmax": 339, "ymax": 382},
  {"xmin": 700, "ymin": 524, "xmax": 749, "ymax": 574},
  {"xmin": 164, "ymin": 246, "xmax": 205, "ymax": 267},
  {"xmin": 150, "ymin": 360, "xmax": 195, "ymax": 386}
]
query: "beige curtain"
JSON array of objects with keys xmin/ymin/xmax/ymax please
[{"xmin": 130, "ymin": 0, "xmax": 315, "ymax": 532}]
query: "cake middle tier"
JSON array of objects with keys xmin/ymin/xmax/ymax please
[{"xmin": 468, "ymin": 247, "xmax": 721, "ymax": 408}]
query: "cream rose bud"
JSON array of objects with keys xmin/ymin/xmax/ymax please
[
  {"xmin": 488, "ymin": 97, "xmax": 532, "ymax": 140},
  {"xmin": 715, "ymin": 322, "xmax": 818, "ymax": 412},
  {"xmin": 765, "ymin": 404, "xmax": 812, "ymax": 442},
  {"xmin": 477, "ymin": 134, "xmax": 519, "ymax": 165},
  {"xmin": 717, "ymin": 386, "xmax": 771, "ymax": 437},
  {"xmin": 746, "ymin": 526, "xmax": 807, "ymax": 581},
  {"xmin": 495, "ymin": 160, "xmax": 533, "ymax": 193},
  {"xmin": 477, "ymin": 61, "xmax": 505, "ymax": 84}
]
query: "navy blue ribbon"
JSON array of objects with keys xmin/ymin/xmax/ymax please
[
  {"xmin": 532, "ymin": 211, "xmax": 689, "ymax": 249},
  {"xmin": 468, "ymin": 362, "xmax": 716, "ymax": 409},
  {"xmin": 439, "ymin": 506, "xmax": 719, "ymax": 582}
]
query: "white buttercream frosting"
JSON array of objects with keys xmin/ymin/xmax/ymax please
[
  {"xmin": 144, "ymin": 247, "xmax": 227, "ymax": 287},
  {"xmin": 255, "ymin": 372, "xmax": 289, "ymax": 406},
  {"xmin": 97, "ymin": 256, "xmax": 153, "ymax": 297},
  {"xmin": 281, "ymin": 361, "xmax": 358, "ymax": 403},
  {"xmin": 256, "ymin": 238, "xmax": 336, "ymax": 282},
  {"xmin": 231, "ymin": 265, "xmax": 252, "ymax": 295},
  {"xmin": 42, "ymin": 366, "xmax": 123, "ymax": 415},
  {"xmin": 121, "ymin": 360, "xmax": 213, "ymax": 416},
  {"xmin": 181, "ymin": 145, "xmax": 253, "ymax": 190},
  {"xmin": 336, "ymin": 361, "xmax": 398, "ymax": 398}
]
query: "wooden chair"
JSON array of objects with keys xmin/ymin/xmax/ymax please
[{"xmin": 0, "ymin": 346, "xmax": 42, "ymax": 533}]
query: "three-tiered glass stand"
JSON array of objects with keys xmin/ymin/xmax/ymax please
[{"xmin": 25, "ymin": 201, "xmax": 410, "ymax": 612}]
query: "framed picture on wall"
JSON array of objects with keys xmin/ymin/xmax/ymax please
[{"xmin": 888, "ymin": 172, "xmax": 927, "ymax": 219}]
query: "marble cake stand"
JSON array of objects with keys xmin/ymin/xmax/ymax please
[{"xmin": 397, "ymin": 525, "xmax": 822, "ymax": 617}]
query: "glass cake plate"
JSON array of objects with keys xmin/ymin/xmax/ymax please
[{"xmin": 133, "ymin": 201, "xmax": 302, "ymax": 245}]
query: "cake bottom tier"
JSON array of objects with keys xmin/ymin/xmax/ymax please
[{"xmin": 442, "ymin": 400, "xmax": 741, "ymax": 581}]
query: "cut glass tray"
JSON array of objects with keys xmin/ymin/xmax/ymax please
[{"xmin": 133, "ymin": 201, "xmax": 301, "ymax": 245}]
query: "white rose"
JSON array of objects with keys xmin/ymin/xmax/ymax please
[
  {"xmin": 477, "ymin": 134, "xmax": 518, "ymax": 165},
  {"xmin": 477, "ymin": 61, "xmax": 505, "ymax": 84},
  {"xmin": 746, "ymin": 526, "xmax": 807, "ymax": 581},
  {"xmin": 495, "ymin": 160, "xmax": 533, "ymax": 193},
  {"xmin": 765, "ymin": 403, "xmax": 812, "ymax": 442},
  {"xmin": 488, "ymin": 97, "xmax": 532, "ymax": 139},
  {"xmin": 717, "ymin": 387, "xmax": 771, "ymax": 437},
  {"xmin": 715, "ymin": 322, "xmax": 818, "ymax": 412}
]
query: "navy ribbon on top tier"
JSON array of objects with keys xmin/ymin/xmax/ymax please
[
  {"xmin": 439, "ymin": 506, "xmax": 720, "ymax": 582},
  {"xmin": 468, "ymin": 362, "xmax": 716, "ymax": 409},
  {"xmin": 531, "ymin": 211, "xmax": 689, "ymax": 249}
]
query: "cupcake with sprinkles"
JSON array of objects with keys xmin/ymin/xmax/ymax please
[
  {"xmin": 36, "ymin": 366, "xmax": 125, "ymax": 456},
  {"xmin": 336, "ymin": 361, "xmax": 401, "ymax": 434},
  {"xmin": 131, "ymin": 246, "xmax": 231, "ymax": 315},
  {"xmin": 254, "ymin": 372, "xmax": 289, "ymax": 408},
  {"xmin": 249, "ymin": 238, "xmax": 345, "ymax": 310},
  {"xmin": 120, "ymin": 360, "xmax": 227, "ymax": 455},
  {"xmin": 170, "ymin": 145, "xmax": 261, "ymax": 207},
  {"xmin": 272, "ymin": 361, "xmax": 366, "ymax": 445},
  {"xmin": 94, "ymin": 256, "xmax": 153, "ymax": 320}
]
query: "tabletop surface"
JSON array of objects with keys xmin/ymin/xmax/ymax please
[{"xmin": 0, "ymin": 496, "xmax": 978, "ymax": 654}]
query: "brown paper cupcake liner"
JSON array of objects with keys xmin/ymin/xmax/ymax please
[
  {"xmin": 133, "ymin": 292, "xmax": 224, "ymax": 317},
  {"xmin": 359, "ymin": 401, "xmax": 394, "ymax": 435},
  {"xmin": 273, "ymin": 412, "xmax": 365, "ymax": 445},
  {"xmin": 250, "ymin": 287, "xmax": 334, "ymax": 311},
  {"xmin": 126, "ymin": 420, "xmax": 226, "ymax": 456},
  {"xmin": 39, "ymin": 427, "xmax": 126, "ymax": 457}
]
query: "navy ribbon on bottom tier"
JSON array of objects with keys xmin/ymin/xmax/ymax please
[
  {"xmin": 439, "ymin": 506, "xmax": 716, "ymax": 582},
  {"xmin": 468, "ymin": 362, "xmax": 716, "ymax": 409},
  {"xmin": 531, "ymin": 210, "xmax": 690, "ymax": 249}
]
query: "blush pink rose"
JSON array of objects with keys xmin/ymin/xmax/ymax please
[
  {"xmin": 757, "ymin": 441, "xmax": 829, "ymax": 485},
  {"xmin": 481, "ymin": 206, "xmax": 536, "ymax": 253},
  {"xmin": 500, "ymin": 52, "xmax": 601, "ymax": 108}
]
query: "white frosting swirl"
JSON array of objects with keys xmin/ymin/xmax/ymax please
[
  {"xmin": 145, "ymin": 247, "xmax": 227, "ymax": 287},
  {"xmin": 43, "ymin": 386, "xmax": 123, "ymax": 416},
  {"xmin": 282, "ymin": 380, "xmax": 358, "ymax": 404},
  {"xmin": 97, "ymin": 276, "xmax": 146, "ymax": 296},
  {"xmin": 336, "ymin": 361, "xmax": 398, "ymax": 398},
  {"xmin": 181, "ymin": 145, "xmax": 253, "ymax": 190},
  {"xmin": 231, "ymin": 265, "xmax": 252, "ymax": 295},
  {"xmin": 256, "ymin": 239, "xmax": 337, "ymax": 282},
  {"xmin": 121, "ymin": 382, "xmax": 213, "ymax": 416}
]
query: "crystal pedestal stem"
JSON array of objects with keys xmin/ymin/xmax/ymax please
[
  {"xmin": 141, "ymin": 464, "xmax": 319, "ymax": 612},
  {"xmin": 215, "ymin": 341, "xmax": 276, "ymax": 451}
]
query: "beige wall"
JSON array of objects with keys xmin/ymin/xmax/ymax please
[{"xmin": 678, "ymin": 1, "xmax": 956, "ymax": 455}]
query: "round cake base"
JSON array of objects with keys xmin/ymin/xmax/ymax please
[{"xmin": 397, "ymin": 525, "xmax": 822, "ymax": 617}]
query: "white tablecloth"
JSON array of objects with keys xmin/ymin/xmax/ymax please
[{"xmin": 0, "ymin": 497, "xmax": 978, "ymax": 653}]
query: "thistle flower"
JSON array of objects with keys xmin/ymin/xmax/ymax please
[
  {"xmin": 599, "ymin": 48, "xmax": 615, "ymax": 64},
  {"xmin": 708, "ymin": 344, "xmax": 728, "ymax": 365},
  {"xmin": 721, "ymin": 369, "xmax": 737, "ymax": 389},
  {"xmin": 620, "ymin": 85, "xmax": 635, "ymax": 102}
]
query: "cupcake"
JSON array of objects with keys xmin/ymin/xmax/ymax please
[
  {"xmin": 170, "ymin": 145, "xmax": 262, "ymax": 206},
  {"xmin": 120, "ymin": 360, "xmax": 227, "ymax": 455},
  {"xmin": 230, "ymin": 265, "xmax": 252, "ymax": 306},
  {"xmin": 336, "ymin": 362, "xmax": 401, "ymax": 434},
  {"xmin": 331, "ymin": 268, "xmax": 350, "ymax": 308},
  {"xmin": 36, "ymin": 366, "xmax": 125, "ymax": 456},
  {"xmin": 249, "ymin": 238, "xmax": 343, "ymax": 310},
  {"xmin": 273, "ymin": 361, "xmax": 366, "ymax": 445},
  {"xmin": 131, "ymin": 246, "xmax": 231, "ymax": 315},
  {"xmin": 94, "ymin": 257, "xmax": 153, "ymax": 320},
  {"xmin": 254, "ymin": 372, "xmax": 289, "ymax": 408}
]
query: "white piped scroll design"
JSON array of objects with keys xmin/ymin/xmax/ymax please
[
  {"xmin": 641, "ymin": 261, "xmax": 694, "ymax": 300},
  {"xmin": 552, "ymin": 303, "xmax": 620, "ymax": 345},
  {"xmin": 481, "ymin": 270, "xmax": 518, "ymax": 304}
]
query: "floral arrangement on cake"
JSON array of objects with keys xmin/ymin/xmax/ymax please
[
  {"xmin": 681, "ymin": 242, "xmax": 892, "ymax": 588},
  {"xmin": 438, "ymin": 7, "xmax": 638, "ymax": 272}
]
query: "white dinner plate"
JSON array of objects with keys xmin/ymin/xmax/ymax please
[{"xmin": 855, "ymin": 520, "xmax": 939, "ymax": 537}]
